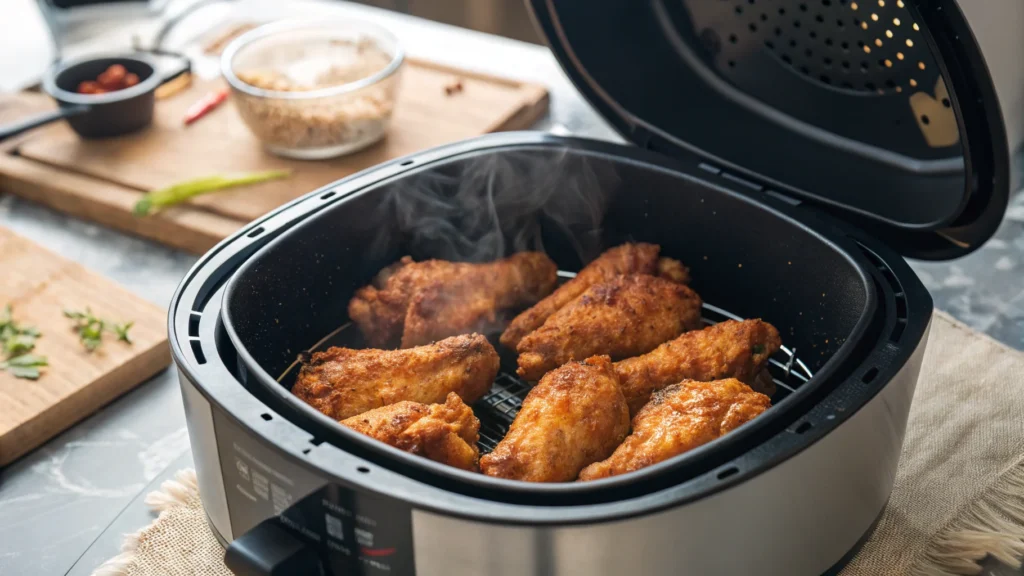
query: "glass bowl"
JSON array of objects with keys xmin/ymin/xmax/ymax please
[{"xmin": 221, "ymin": 19, "xmax": 404, "ymax": 160}]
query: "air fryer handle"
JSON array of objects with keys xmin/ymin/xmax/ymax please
[
  {"xmin": 224, "ymin": 520, "xmax": 324, "ymax": 575},
  {"xmin": 0, "ymin": 104, "xmax": 90, "ymax": 142}
]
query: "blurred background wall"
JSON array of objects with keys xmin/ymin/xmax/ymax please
[
  {"xmin": 1, "ymin": 0, "xmax": 543, "ymax": 92},
  {"xmin": 330, "ymin": 0, "xmax": 541, "ymax": 43}
]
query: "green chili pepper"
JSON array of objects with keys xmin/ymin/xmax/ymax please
[{"xmin": 133, "ymin": 170, "xmax": 292, "ymax": 216}]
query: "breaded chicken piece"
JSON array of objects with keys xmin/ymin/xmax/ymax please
[
  {"xmin": 480, "ymin": 356, "xmax": 629, "ymax": 482},
  {"xmin": 341, "ymin": 392, "xmax": 481, "ymax": 471},
  {"xmin": 657, "ymin": 257, "xmax": 690, "ymax": 284},
  {"xmin": 292, "ymin": 333, "xmax": 499, "ymax": 420},
  {"xmin": 499, "ymin": 243, "xmax": 690, "ymax": 350},
  {"xmin": 578, "ymin": 379, "xmax": 770, "ymax": 481},
  {"xmin": 614, "ymin": 319, "xmax": 781, "ymax": 416},
  {"xmin": 400, "ymin": 252, "xmax": 560, "ymax": 348},
  {"xmin": 348, "ymin": 252, "xmax": 558, "ymax": 348},
  {"xmin": 348, "ymin": 257, "xmax": 452, "ymax": 348},
  {"xmin": 516, "ymin": 275, "xmax": 703, "ymax": 381}
]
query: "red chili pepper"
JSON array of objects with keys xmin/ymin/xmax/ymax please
[{"xmin": 183, "ymin": 87, "xmax": 229, "ymax": 126}]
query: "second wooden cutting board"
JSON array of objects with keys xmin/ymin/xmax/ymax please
[{"xmin": 0, "ymin": 227, "xmax": 170, "ymax": 466}]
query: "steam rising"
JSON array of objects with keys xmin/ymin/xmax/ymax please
[{"xmin": 374, "ymin": 148, "xmax": 620, "ymax": 264}]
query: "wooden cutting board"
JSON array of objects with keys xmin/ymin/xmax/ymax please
[
  {"xmin": 0, "ymin": 227, "xmax": 170, "ymax": 466},
  {"xmin": 0, "ymin": 59, "xmax": 548, "ymax": 254}
]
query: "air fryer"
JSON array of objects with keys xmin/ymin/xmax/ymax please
[{"xmin": 168, "ymin": 1, "xmax": 1009, "ymax": 575}]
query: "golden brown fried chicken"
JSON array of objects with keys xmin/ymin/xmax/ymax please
[
  {"xmin": 516, "ymin": 274, "xmax": 703, "ymax": 381},
  {"xmin": 499, "ymin": 243, "xmax": 690, "ymax": 350},
  {"xmin": 348, "ymin": 252, "xmax": 558, "ymax": 348},
  {"xmin": 480, "ymin": 356, "xmax": 629, "ymax": 483},
  {"xmin": 341, "ymin": 392, "xmax": 481, "ymax": 471},
  {"xmin": 578, "ymin": 379, "xmax": 770, "ymax": 481},
  {"xmin": 614, "ymin": 319, "xmax": 781, "ymax": 416},
  {"xmin": 399, "ymin": 252, "xmax": 559, "ymax": 348},
  {"xmin": 348, "ymin": 257, "xmax": 450, "ymax": 348},
  {"xmin": 292, "ymin": 333, "xmax": 499, "ymax": 420},
  {"xmin": 657, "ymin": 257, "xmax": 691, "ymax": 284}
]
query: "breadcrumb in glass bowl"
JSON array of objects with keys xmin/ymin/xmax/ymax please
[{"xmin": 222, "ymin": 19, "xmax": 404, "ymax": 160}]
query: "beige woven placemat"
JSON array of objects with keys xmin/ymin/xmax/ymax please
[{"xmin": 94, "ymin": 310, "xmax": 1024, "ymax": 576}]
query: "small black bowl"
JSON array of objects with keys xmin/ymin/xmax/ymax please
[{"xmin": 0, "ymin": 52, "xmax": 190, "ymax": 141}]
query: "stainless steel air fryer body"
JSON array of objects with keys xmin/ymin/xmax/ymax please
[
  {"xmin": 172, "ymin": 133, "xmax": 934, "ymax": 576},
  {"xmin": 176, "ymin": 344, "xmax": 925, "ymax": 575},
  {"xmin": 169, "ymin": 1, "xmax": 1010, "ymax": 574}
]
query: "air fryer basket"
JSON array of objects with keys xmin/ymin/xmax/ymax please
[{"xmin": 220, "ymin": 141, "xmax": 887, "ymax": 502}]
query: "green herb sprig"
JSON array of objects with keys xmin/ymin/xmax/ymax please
[
  {"xmin": 0, "ymin": 305, "xmax": 47, "ymax": 380},
  {"xmin": 64, "ymin": 308, "xmax": 134, "ymax": 352},
  {"xmin": 0, "ymin": 354, "xmax": 49, "ymax": 380}
]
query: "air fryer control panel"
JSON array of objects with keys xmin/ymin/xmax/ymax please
[{"xmin": 214, "ymin": 409, "xmax": 416, "ymax": 575}]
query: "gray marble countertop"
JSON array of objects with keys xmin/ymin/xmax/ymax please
[{"xmin": 0, "ymin": 1, "xmax": 1022, "ymax": 575}]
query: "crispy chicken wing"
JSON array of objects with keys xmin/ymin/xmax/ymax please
[
  {"xmin": 348, "ymin": 252, "xmax": 558, "ymax": 348},
  {"xmin": 293, "ymin": 333, "xmax": 499, "ymax": 420},
  {"xmin": 614, "ymin": 319, "xmax": 781, "ymax": 416},
  {"xmin": 578, "ymin": 379, "xmax": 770, "ymax": 481},
  {"xmin": 499, "ymin": 243, "xmax": 690, "ymax": 350},
  {"xmin": 341, "ymin": 392, "xmax": 481, "ymax": 471},
  {"xmin": 480, "ymin": 356, "xmax": 629, "ymax": 482},
  {"xmin": 347, "ymin": 257, "xmax": 450, "ymax": 348},
  {"xmin": 516, "ymin": 275, "xmax": 703, "ymax": 381},
  {"xmin": 657, "ymin": 257, "xmax": 690, "ymax": 284}
]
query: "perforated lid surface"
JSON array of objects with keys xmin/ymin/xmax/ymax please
[{"xmin": 529, "ymin": 0, "xmax": 1009, "ymax": 259}]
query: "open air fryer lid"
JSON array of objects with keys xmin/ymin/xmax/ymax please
[{"xmin": 528, "ymin": 0, "xmax": 1009, "ymax": 260}]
